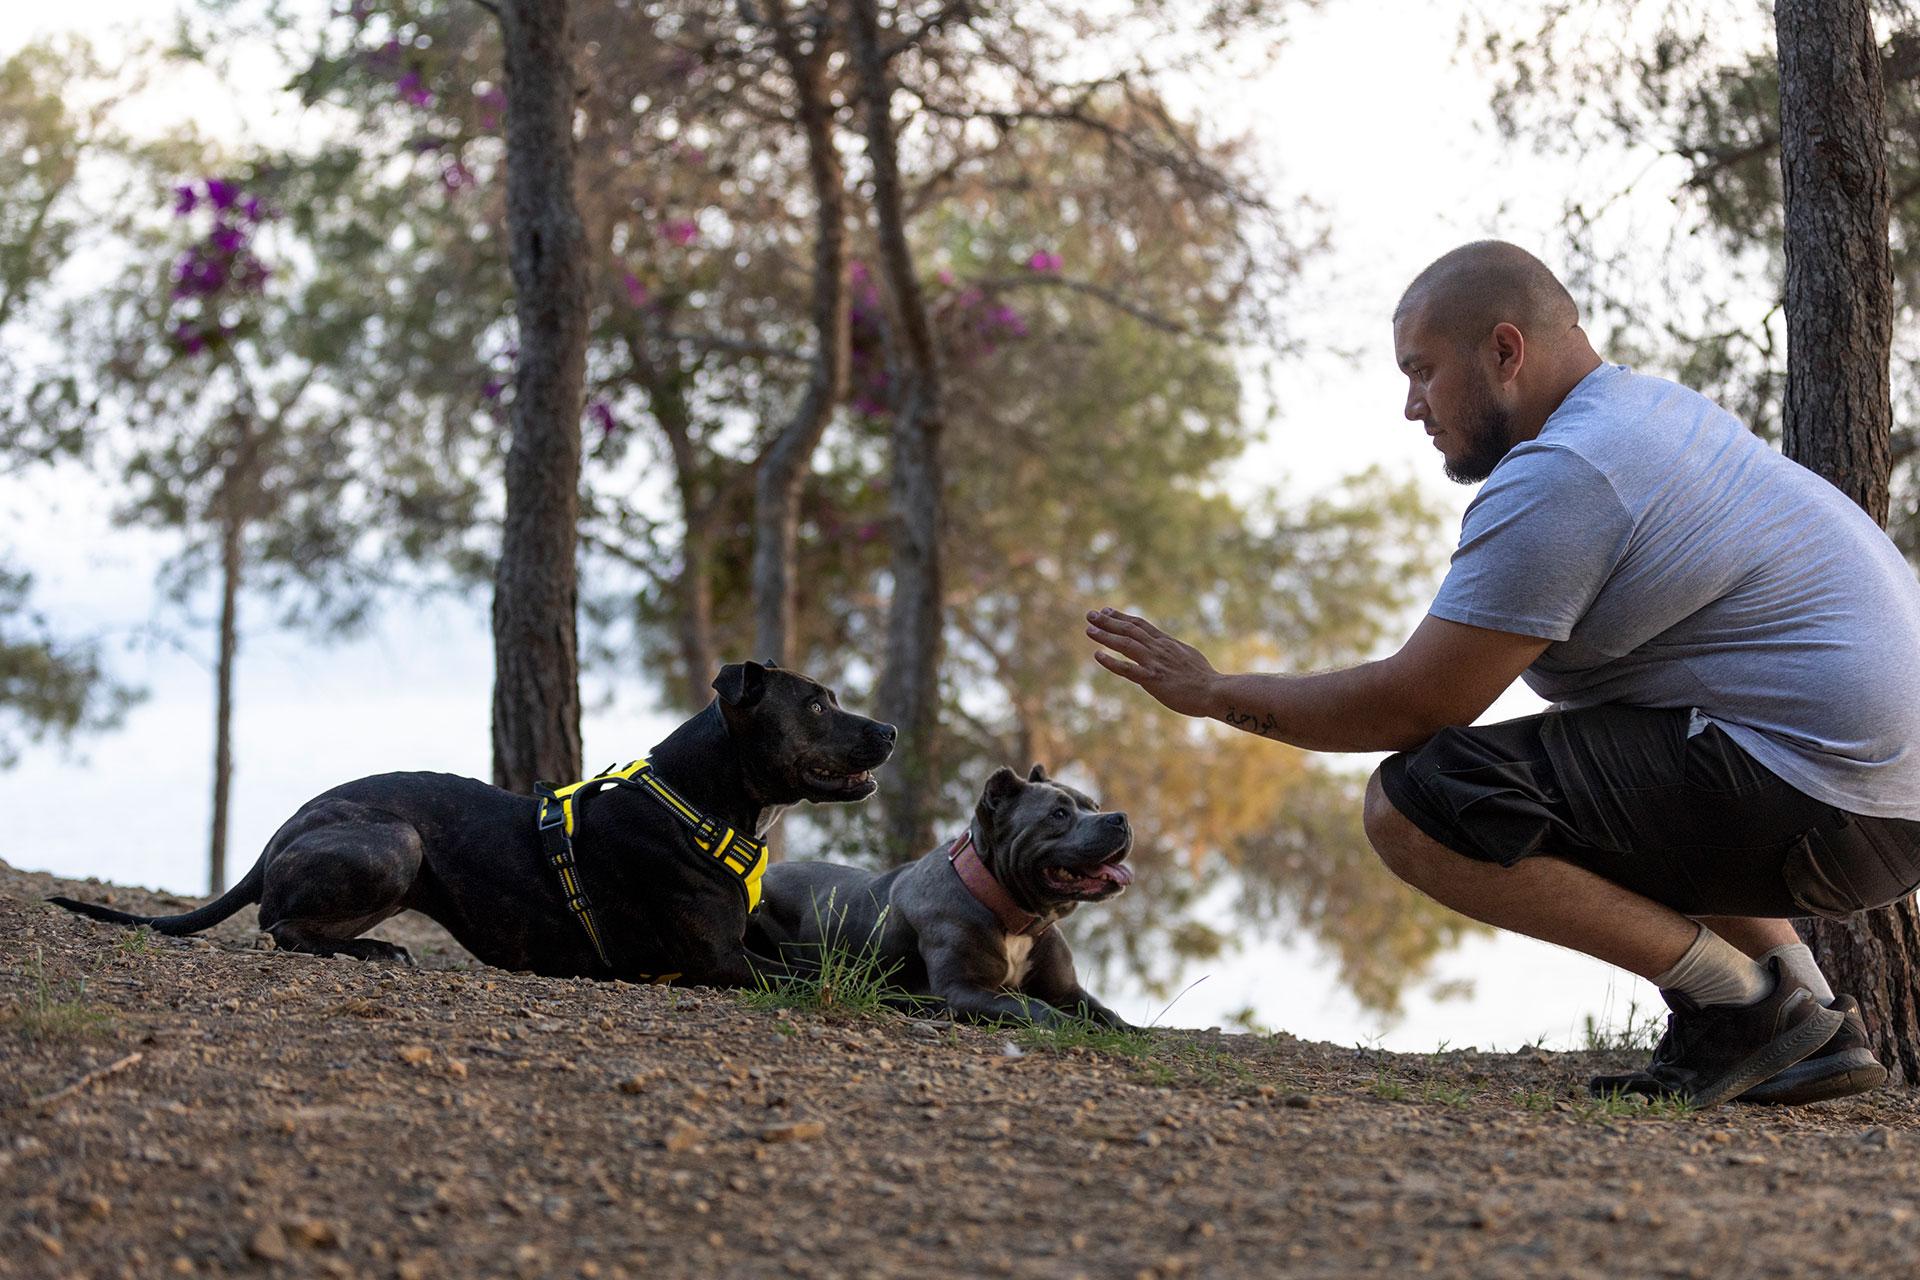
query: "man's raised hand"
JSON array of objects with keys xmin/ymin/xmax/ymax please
[{"xmin": 1085, "ymin": 607, "xmax": 1222, "ymax": 719}]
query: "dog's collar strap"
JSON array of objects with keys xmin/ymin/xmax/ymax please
[
  {"xmin": 947, "ymin": 829, "xmax": 1049, "ymax": 938},
  {"xmin": 534, "ymin": 759, "xmax": 768, "ymax": 969}
]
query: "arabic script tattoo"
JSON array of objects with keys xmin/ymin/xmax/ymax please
[{"xmin": 1222, "ymin": 705, "xmax": 1284, "ymax": 741}]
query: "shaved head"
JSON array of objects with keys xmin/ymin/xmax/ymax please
[{"xmin": 1395, "ymin": 241, "xmax": 1579, "ymax": 351}]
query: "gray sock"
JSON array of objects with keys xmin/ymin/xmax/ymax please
[
  {"xmin": 1654, "ymin": 926, "xmax": 1774, "ymax": 1008},
  {"xmin": 1760, "ymin": 941, "xmax": 1835, "ymax": 1004}
]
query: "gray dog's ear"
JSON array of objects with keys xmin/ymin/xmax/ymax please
[
  {"xmin": 977, "ymin": 766, "xmax": 1025, "ymax": 814},
  {"xmin": 1027, "ymin": 763, "xmax": 1049, "ymax": 782},
  {"xmin": 713, "ymin": 661, "xmax": 769, "ymax": 708}
]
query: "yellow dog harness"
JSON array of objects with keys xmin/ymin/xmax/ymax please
[{"xmin": 534, "ymin": 758, "xmax": 768, "ymax": 971}]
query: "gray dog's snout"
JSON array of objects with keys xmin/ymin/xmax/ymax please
[{"xmin": 1103, "ymin": 812, "xmax": 1130, "ymax": 830}]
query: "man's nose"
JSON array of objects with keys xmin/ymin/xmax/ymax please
[{"xmin": 1404, "ymin": 385, "xmax": 1426, "ymax": 422}]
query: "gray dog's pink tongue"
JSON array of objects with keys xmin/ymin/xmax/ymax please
[{"xmin": 1100, "ymin": 862, "xmax": 1134, "ymax": 886}]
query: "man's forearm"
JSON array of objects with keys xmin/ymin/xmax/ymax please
[{"xmin": 1207, "ymin": 664, "xmax": 1448, "ymax": 754}]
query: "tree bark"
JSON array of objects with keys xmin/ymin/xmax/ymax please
[
  {"xmin": 209, "ymin": 461, "xmax": 243, "ymax": 896},
  {"xmin": 1775, "ymin": 0, "xmax": 1920, "ymax": 1085},
  {"xmin": 850, "ymin": 0, "xmax": 946, "ymax": 859},
  {"xmin": 750, "ymin": 0, "xmax": 851, "ymax": 664},
  {"xmin": 490, "ymin": 0, "xmax": 591, "ymax": 795},
  {"xmin": 206, "ymin": 410, "xmax": 263, "ymax": 894}
]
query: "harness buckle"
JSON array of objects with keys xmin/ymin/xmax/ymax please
[{"xmin": 720, "ymin": 840, "xmax": 762, "ymax": 878}]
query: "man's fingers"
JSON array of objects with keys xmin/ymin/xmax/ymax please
[
  {"xmin": 1086, "ymin": 623, "xmax": 1154, "ymax": 664},
  {"xmin": 1092, "ymin": 649, "xmax": 1149, "ymax": 684},
  {"xmin": 1087, "ymin": 607, "xmax": 1162, "ymax": 644}
]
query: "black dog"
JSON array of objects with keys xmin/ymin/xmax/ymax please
[
  {"xmin": 51, "ymin": 662, "xmax": 894, "ymax": 987},
  {"xmin": 746, "ymin": 764, "xmax": 1134, "ymax": 1026}
]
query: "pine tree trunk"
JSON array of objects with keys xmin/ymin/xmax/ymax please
[
  {"xmin": 209, "ymin": 490, "xmax": 241, "ymax": 896},
  {"xmin": 751, "ymin": 1, "xmax": 850, "ymax": 665},
  {"xmin": 1774, "ymin": 0, "xmax": 1920, "ymax": 1085},
  {"xmin": 850, "ymin": 0, "xmax": 945, "ymax": 859},
  {"xmin": 490, "ymin": 0, "xmax": 590, "ymax": 795}
]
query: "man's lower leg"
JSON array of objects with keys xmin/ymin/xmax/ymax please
[{"xmin": 1696, "ymin": 915, "xmax": 1835, "ymax": 1003}]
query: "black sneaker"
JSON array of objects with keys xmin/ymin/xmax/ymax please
[
  {"xmin": 1738, "ymin": 995, "xmax": 1888, "ymax": 1105},
  {"xmin": 1586, "ymin": 958, "xmax": 1844, "ymax": 1108}
]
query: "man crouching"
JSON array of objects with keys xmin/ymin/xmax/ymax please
[{"xmin": 747, "ymin": 765, "xmax": 1135, "ymax": 1027}]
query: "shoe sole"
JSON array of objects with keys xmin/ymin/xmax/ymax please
[
  {"xmin": 1738, "ymin": 1049, "xmax": 1889, "ymax": 1106},
  {"xmin": 1688, "ymin": 1004, "xmax": 1847, "ymax": 1109}
]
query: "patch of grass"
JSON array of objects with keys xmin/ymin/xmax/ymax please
[
  {"xmin": 1581, "ymin": 998, "xmax": 1665, "ymax": 1053},
  {"xmin": 1369, "ymin": 1068, "xmax": 1408, "ymax": 1102},
  {"xmin": 738, "ymin": 903, "xmax": 930, "ymax": 1021},
  {"xmin": 1014, "ymin": 1017, "xmax": 1157, "ymax": 1059},
  {"xmin": 1570, "ymin": 1087, "xmax": 1698, "ymax": 1123},
  {"xmin": 1419, "ymin": 1078, "xmax": 1478, "ymax": 1107},
  {"xmin": 1512, "ymin": 1087, "xmax": 1555, "ymax": 1113},
  {"xmin": 1015, "ymin": 1019, "xmax": 1258, "ymax": 1090},
  {"xmin": 6, "ymin": 947, "xmax": 113, "ymax": 1041},
  {"xmin": 116, "ymin": 926, "xmax": 155, "ymax": 956}
]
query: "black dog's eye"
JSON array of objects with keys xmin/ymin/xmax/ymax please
[{"xmin": 808, "ymin": 700, "xmax": 824, "ymax": 715}]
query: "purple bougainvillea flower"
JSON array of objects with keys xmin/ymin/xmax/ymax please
[
  {"xmin": 240, "ymin": 195, "xmax": 264, "ymax": 222},
  {"xmin": 205, "ymin": 178, "xmax": 238, "ymax": 211},
  {"xmin": 171, "ymin": 322, "xmax": 206, "ymax": 355},
  {"xmin": 396, "ymin": 70, "xmax": 434, "ymax": 109},
  {"xmin": 1026, "ymin": 249, "xmax": 1062, "ymax": 273},
  {"xmin": 210, "ymin": 224, "xmax": 247, "ymax": 254},
  {"xmin": 622, "ymin": 272, "xmax": 650, "ymax": 307},
  {"xmin": 173, "ymin": 184, "xmax": 198, "ymax": 216},
  {"xmin": 989, "ymin": 304, "xmax": 1028, "ymax": 336},
  {"xmin": 587, "ymin": 401, "xmax": 616, "ymax": 436},
  {"xmin": 937, "ymin": 269, "xmax": 956, "ymax": 286},
  {"xmin": 482, "ymin": 378, "xmax": 505, "ymax": 401},
  {"xmin": 660, "ymin": 218, "xmax": 699, "ymax": 247},
  {"xmin": 441, "ymin": 160, "xmax": 475, "ymax": 192}
]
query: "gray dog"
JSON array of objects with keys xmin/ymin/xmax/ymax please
[{"xmin": 746, "ymin": 764, "xmax": 1135, "ymax": 1026}]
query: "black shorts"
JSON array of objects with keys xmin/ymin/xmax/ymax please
[{"xmin": 1377, "ymin": 704, "xmax": 1920, "ymax": 919}]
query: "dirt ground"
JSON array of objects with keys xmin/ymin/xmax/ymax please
[{"xmin": 4, "ymin": 859, "xmax": 1919, "ymax": 1280}]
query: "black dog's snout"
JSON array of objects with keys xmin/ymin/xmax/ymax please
[{"xmin": 874, "ymin": 722, "xmax": 898, "ymax": 744}]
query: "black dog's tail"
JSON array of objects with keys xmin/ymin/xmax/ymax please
[{"xmin": 49, "ymin": 856, "xmax": 266, "ymax": 937}]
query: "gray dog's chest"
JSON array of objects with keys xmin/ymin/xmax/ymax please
[{"xmin": 994, "ymin": 932, "xmax": 1037, "ymax": 988}]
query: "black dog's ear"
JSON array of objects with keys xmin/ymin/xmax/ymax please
[
  {"xmin": 977, "ymin": 766, "xmax": 1025, "ymax": 814},
  {"xmin": 713, "ymin": 661, "xmax": 769, "ymax": 708},
  {"xmin": 1027, "ymin": 763, "xmax": 1049, "ymax": 783}
]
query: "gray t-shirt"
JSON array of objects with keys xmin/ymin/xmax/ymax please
[{"xmin": 1431, "ymin": 362, "xmax": 1920, "ymax": 819}]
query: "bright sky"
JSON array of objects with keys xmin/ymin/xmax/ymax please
[{"xmin": 2, "ymin": 0, "xmax": 1715, "ymax": 1049}]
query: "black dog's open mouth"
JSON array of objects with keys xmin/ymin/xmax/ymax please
[
  {"xmin": 1042, "ymin": 847, "xmax": 1134, "ymax": 898},
  {"xmin": 802, "ymin": 767, "xmax": 877, "ymax": 798}
]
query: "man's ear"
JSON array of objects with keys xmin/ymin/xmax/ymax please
[
  {"xmin": 1027, "ymin": 763, "xmax": 1049, "ymax": 783},
  {"xmin": 713, "ymin": 661, "xmax": 769, "ymax": 709},
  {"xmin": 977, "ymin": 766, "xmax": 1025, "ymax": 816}
]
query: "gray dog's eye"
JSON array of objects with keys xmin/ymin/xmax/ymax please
[{"xmin": 1053, "ymin": 806, "xmax": 1069, "ymax": 821}]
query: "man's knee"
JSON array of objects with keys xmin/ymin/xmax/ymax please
[{"xmin": 1363, "ymin": 766, "xmax": 1428, "ymax": 884}]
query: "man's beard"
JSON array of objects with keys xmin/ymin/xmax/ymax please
[{"xmin": 1442, "ymin": 372, "xmax": 1514, "ymax": 484}]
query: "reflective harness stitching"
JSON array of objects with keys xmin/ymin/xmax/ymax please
[{"xmin": 534, "ymin": 758, "xmax": 769, "ymax": 975}]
